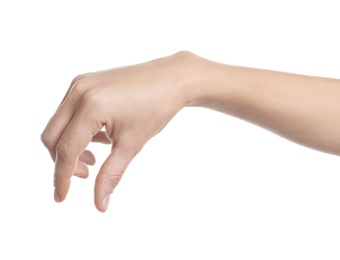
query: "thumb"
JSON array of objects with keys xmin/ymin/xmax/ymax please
[{"xmin": 94, "ymin": 142, "xmax": 137, "ymax": 212}]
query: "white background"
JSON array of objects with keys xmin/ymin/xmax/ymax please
[{"xmin": 1, "ymin": 0, "xmax": 340, "ymax": 259}]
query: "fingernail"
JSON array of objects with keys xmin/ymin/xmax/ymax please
[
  {"xmin": 54, "ymin": 189, "xmax": 60, "ymax": 202},
  {"xmin": 102, "ymin": 193, "xmax": 111, "ymax": 212}
]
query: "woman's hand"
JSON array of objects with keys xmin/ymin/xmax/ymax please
[
  {"xmin": 41, "ymin": 51, "xmax": 199, "ymax": 212},
  {"xmin": 42, "ymin": 50, "xmax": 340, "ymax": 212}
]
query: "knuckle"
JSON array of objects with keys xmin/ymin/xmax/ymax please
[
  {"xmin": 55, "ymin": 139, "xmax": 69, "ymax": 159},
  {"xmin": 53, "ymin": 173, "xmax": 62, "ymax": 187},
  {"xmin": 71, "ymin": 78, "xmax": 91, "ymax": 96},
  {"xmin": 40, "ymin": 130, "xmax": 51, "ymax": 148},
  {"xmin": 107, "ymin": 172, "xmax": 123, "ymax": 188},
  {"xmin": 71, "ymin": 77, "xmax": 93, "ymax": 97},
  {"xmin": 53, "ymin": 173, "xmax": 68, "ymax": 190},
  {"xmin": 81, "ymin": 89, "xmax": 103, "ymax": 107},
  {"xmin": 71, "ymin": 73, "xmax": 89, "ymax": 86},
  {"xmin": 40, "ymin": 130, "xmax": 48, "ymax": 145}
]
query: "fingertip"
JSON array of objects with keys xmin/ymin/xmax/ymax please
[
  {"xmin": 94, "ymin": 174, "xmax": 112, "ymax": 212},
  {"xmin": 54, "ymin": 189, "xmax": 61, "ymax": 202},
  {"xmin": 79, "ymin": 150, "xmax": 96, "ymax": 166},
  {"xmin": 98, "ymin": 193, "xmax": 111, "ymax": 212},
  {"xmin": 103, "ymin": 193, "xmax": 110, "ymax": 209},
  {"xmin": 94, "ymin": 187, "xmax": 110, "ymax": 212}
]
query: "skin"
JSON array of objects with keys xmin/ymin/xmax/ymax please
[{"xmin": 41, "ymin": 51, "xmax": 340, "ymax": 212}]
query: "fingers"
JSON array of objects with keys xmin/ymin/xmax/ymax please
[
  {"xmin": 72, "ymin": 150, "xmax": 95, "ymax": 179},
  {"xmin": 54, "ymin": 110, "xmax": 103, "ymax": 202},
  {"xmin": 41, "ymin": 107, "xmax": 75, "ymax": 162},
  {"xmin": 41, "ymin": 107, "xmax": 75, "ymax": 161},
  {"xmin": 74, "ymin": 160, "xmax": 90, "ymax": 179},
  {"xmin": 79, "ymin": 150, "xmax": 96, "ymax": 165},
  {"xmin": 57, "ymin": 74, "xmax": 88, "ymax": 108},
  {"xmin": 94, "ymin": 141, "xmax": 138, "ymax": 212},
  {"xmin": 41, "ymin": 79, "xmax": 91, "ymax": 161}
]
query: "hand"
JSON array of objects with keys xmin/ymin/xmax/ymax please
[{"xmin": 41, "ymin": 51, "xmax": 197, "ymax": 212}]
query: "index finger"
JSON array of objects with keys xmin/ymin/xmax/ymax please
[{"xmin": 54, "ymin": 109, "xmax": 103, "ymax": 202}]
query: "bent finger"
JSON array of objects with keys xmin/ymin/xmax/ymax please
[
  {"xmin": 41, "ymin": 80, "xmax": 92, "ymax": 161},
  {"xmin": 73, "ymin": 160, "xmax": 90, "ymax": 179},
  {"xmin": 54, "ymin": 110, "xmax": 103, "ymax": 202},
  {"xmin": 79, "ymin": 150, "xmax": 96, "ymax": 165}
]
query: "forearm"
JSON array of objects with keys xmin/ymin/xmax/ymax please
[{"xmin": 186, "ymin": 53, "xmax": 340, "ymax": 156}]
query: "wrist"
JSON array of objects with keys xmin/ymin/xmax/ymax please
[
  {"xmin": 179, "ymin": 53, "xmax": 254, "ymax": 118},
  {"xmin": 160, "ymin": 51, "xmax": 242, "ymax": 113},
  {"xmin": 169, "ymin": 51, "xmax": 217, "ymax": 107},
  {"xmin": 174, "ymin": 52, "xmax": 237, "ymax": 109}
]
